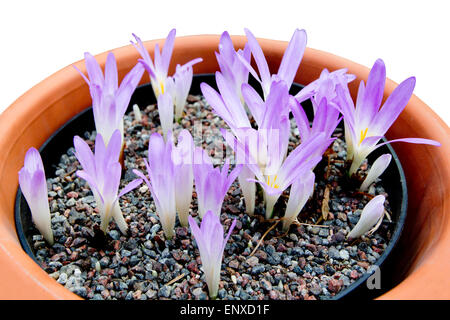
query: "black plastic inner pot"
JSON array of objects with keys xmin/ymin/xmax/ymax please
[{"xmin": 15, "ymin": 74, "xmax": 407, "ymax": 300}]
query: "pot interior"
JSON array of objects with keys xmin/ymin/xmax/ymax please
[{"xmin": 14, "ymin": 74, "xmax": 407, "ymax": 300}]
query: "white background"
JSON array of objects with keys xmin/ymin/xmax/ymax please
[{"xmin": 0, "ymin": 0, "xmax": 448, "ymax": 125}]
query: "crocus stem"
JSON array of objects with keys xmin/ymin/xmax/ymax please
[
  {"xmin": 349, "ymin": 154, "xmax": 365, "ymax": 177},
  {"xmin": 113, "ymin": 202, "xmax": 128, "ymax": 235},
  {"xmin": 165, "ymin": 228, "xmax": 174, "ymax": 240},
  {"xmin": 161, "ymin": 217, "xmax": 175, "ymax": 239},
  {"xmin": 265, "ymin": 195, "xmax": 278, "ymax": 219},
  {"xmin": 238, "ymin": 167, "xmax": 256, "ymax": 216},
  {"xmin": 281, "ymin": 217, "xmax": 295, "ymax": 233},
  {"xmin": 178, "ymin": 213, "xmax": 189, "ymax": 228}
]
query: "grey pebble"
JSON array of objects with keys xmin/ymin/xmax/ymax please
[
  {"xmin": 339, "ymin": 249, "xmax": 350, "ymax": 260},
  {"xmin": 66, "ymin": 198, "xmax": 76, "ymax": 207},
  {"xmin": 158, "ymin": 285, "xmax": 171, "ymax": 298}
]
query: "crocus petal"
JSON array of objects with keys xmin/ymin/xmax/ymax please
[
  {"xmin": 104, "ymin": 52, "xmax": 118, "ymax": 94},
  {"xmin": 73, "ymin": 136, "xmax": 96, "ymax": 176},
  {"xmin": 174, "ymin": 162, "xmax": 193, "ymax": 226},
  {"xmin": 181, "ymin": 57, "xmax": 203, "ymax": 69},
  {"xmin": 173, "ymin": 130, "xmax": 194, "ymax": 226},
  {"xmin": 157, "ymin": 91, "xmax": 174, "ymax": 139},
  {"xmin": 283, "ymin": 171, "xmax": 315, "ymax": 232},
  {"xmin": 132, "ymin": 169, "xmax": 151, "ymax": 191},
  {"xmin": 372, "ymin": 137, "xmax": 441, "ymax": 150},
  {"xmin": 356, "ymin": 59, "xmax": 386, "ymax": 129},
  {"xmin": 215, "ymin": 72, "xmax": 249, "ymax": 127},
  {"xmin": 23, "ymin": 147, "xmax": 44, "ymax": 173},
  {"xmin": 277, "ymin": 29, "xmax": 307, "ymax": 88},
  {"xmin": 290, "ymin": 97, "xmax": 311, "ymax": 142},
  {"xmin": 222, "ymin": 218, "xmax": 237, "ymax": 252},
  {"xmin": 347, "ymin": 195, "xmax": 385, "ymax": 239},
  {"xmin": 173, "ymin": 60, "xmax": 202, "ymax": 121},
  {"xmin": 84, "ymin": 52, "xmax": 104, "ymax": 86},
  {"xmin": 118, "ymin": 179, "xmax": 143, "ymax": 198},
  {"xmin": 143, "ymin": 132, "xmax": 177, "ymax": 238},
  {"xmin": 101, "ymin": 162, "xmax": 122, "ymax": 207},
  {"xmin": 370, "ymin": 76, "xmax": 416, "ymax": 135},
  {"xmin": 238, "ymin": 166, "xmax": 256, "ymax": 215},
  {"xmin": 259, "ymin": 79, "xmax": 290, "ymax": 130},
  {"xmin": 241, "ymin": 83, "xmax": 265, "ymax": 126},
  {"xmin": 244, "ymin": 28, "xmax": 271, "ymax": 95},
  {"xmin": 105, "ymin": 129, "xmax": 122, "ymax": 163},
  {"xmin": 76, "ymin": 170, "xmax": 104, "ymax": 204},
  {"xmin": 138, "ymin": 58, "xmax": 156, "ymax": 80},
  {"xmin": 131, "ymin": 33, "xmax": 154, "ymax": 73},
  {"xmin": 72, "ymin": 64, "xmax": 90, "ymax": 85},
  {"xmin": 115, "ymin": 62, "xmax": 145, "ymax": 119},
  {"xmin": 236, "ymin": 50, "xmax": 262, "ymax": 86},
  {"xmin": 161, "ymin": 28, "xmax": 176, "ymax": 74},
  {"xmin": 201, "ymin": 82, "xmax": 235, "ymax": 128},
  {"xmin": 218, "ymin": 31, "xmax": 235, "ymax": 61},
  {"xmin": 360, "ymin": 154, "xmax": 392, "ymax": 192}
]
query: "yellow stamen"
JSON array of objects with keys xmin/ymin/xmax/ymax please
[
  {"xmin": 160, "ymin": 81, "xmax": 165, "ymax": 95},
  {"xmin": 266, "ymin": 175, "xmax": 280, "ymax": 189},
  {"xmin": 359, "ymin": 128, "xmax": 368, "ymax": 145}
]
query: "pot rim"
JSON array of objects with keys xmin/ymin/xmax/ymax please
[{"xmin": 0, "ymin": 34, "xmax": 448, "ymax": 300}]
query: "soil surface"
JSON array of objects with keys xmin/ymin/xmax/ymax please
[{"xmin": 30, "ymin": 94, "xmax": 394, "ymax": 300}]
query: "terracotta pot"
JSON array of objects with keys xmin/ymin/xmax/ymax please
[{"xmin": 0, "ymin": 35, "xmax": 448, "ymax": 300}]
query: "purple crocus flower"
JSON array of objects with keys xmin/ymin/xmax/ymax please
[
  {"xmin": 134, "ymin": 130, "xmax": 195, "ymax": 232},
  {"xmin": 131, "ymin": 29, "xmax": 176, "ymax": 98},
  {"xmin": 74, "ymin": 130, "xmax": 143, "ymax": 234},
  {"xmin": 360, "ymin": 154, "xmax": 392, "ymax": 192},
  {"xmin": 18, "ymin": 148, "xmax": 54, "ymax": 244},
  {"xmin": 188, "ymin": 210, "xmax": 236, "ymax": 299},
  {"xmin": 218, "ymin": 79, "xmax": 292, "ymax": 215},
  {"xmin": 290, "ymin": 93, "xmax": 340, "ymax": 160},
  {"xmin": 248, "ymin": 133, "xmax": 326, "ymax": 218},
  {"xmin": 295, "ymin": 68, "xmax": 356, "ymax": 106},
  {"xmin": 132, "ymin": 29, "xmax": 202, "ymax": 103},
  {"xmin": 215, "ymin": 31, "xmax": 251, "ymax": 103},
  {"xmin": 237, "ymin": 28, "xmax": 307, "ymax": 99},
  {"xmin": 193, "ymin": 147, "xmax": 243, "ymax": 218},
  {"xmin": 291, "ymin": 95, "xmax": 340, "ymax": 143},
  {"xmin": 74, "ymin": 52, "xmax": 145, "ymax": 147},
  {"xmin": 224, "ymin": 79, "xmax": 292, "ymax": 174},
  {"xmin": 134, "ymin": 130, "xmax": 196, "ymax": 232},
  {"xmin": 133, "ymin": 131, "xmax": 177, "ymax": 239},
  {"xmin": 224, "ymin": 125, "xmax": 328, "ymax": 218},
  {"xmin": 171, "ymin": 59, "xmax": 203, "ymax": 121},
  {"xmin": 347, "ymin": 195, "xmax": 386, "ymax": 239},
  {"xmin": 335, "ymin": 59, "xmax": 441, "ymax": 175}
]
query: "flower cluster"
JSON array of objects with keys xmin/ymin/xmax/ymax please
[
  {"xmin": 18, "ymin": 27, "xmax": 441, "ymax": 300},
  {"xmin": 74, "ymin": 129, "xmax": 143, "ymax": 234}
]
